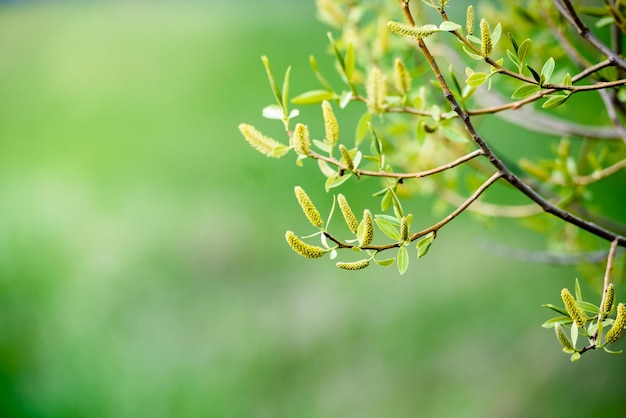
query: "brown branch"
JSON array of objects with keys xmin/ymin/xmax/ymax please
[{"xmin": 599, "ymin": 239, "xmax": 619, "ymax": 321}]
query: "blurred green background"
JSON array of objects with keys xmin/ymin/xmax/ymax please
[{"xmin": 0, "ymin": 1, "xmax": 625, "ymax": 417}]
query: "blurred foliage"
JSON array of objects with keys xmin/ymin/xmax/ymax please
[{"xmin": 0, "ymin": 1, "xmax": 625, "ymax": 417}]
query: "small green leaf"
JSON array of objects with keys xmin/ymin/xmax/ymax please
[
  {"xmin": 416, "ymin": 232, "xmax": 435, "ymax": 258},
  {"xmin": 542, "ymin": 304, "xmax": 570, "ymax": 317},
  {"xmin": 345, "ymin": 43, "xmax": 355, "ymax": 83},
  {"xmin": 506, "ymin": 49, "xmax": 520, "ymax": 69},
  {"xmin": 517, "ymin": 39, "xmax": 532, "ymax": 68},
  {"xmin": 262, "ymin": 104, "xmax": 285, "ymax": 120},
  {"xmin": 603, "ymin": 346, "xmax": 623, "ymax": 354},
  {"xmin": 375, "ymin": 214, "xmax": 402, "ymax": 226},
  {"xmin": 282, "ymin": 66, "xmax": 291, "ymax": 108},
  {"xmin": 540, "ymin": 57, "xmax": 555, "ymax": 85},
  {"xmin": 397, "ymin": 246, "xmax": 409, "ymax": 275},
  {"xmin": 527, "ymin": 65, "xmax": 541, "ymax": 83},
  {"xmin": 542, "ymin": 94, "xmax": 569, "ymax": 109},
  {"xmin": 381, "ymin": 189, "xmax": 393, "ymax": 212},
  {"xmin": 325, "ymin": 173, "xmax": 353, "ymax": 192},
  {"xmin": 562, "ymin": 73, "xmax": 572, "ymax": 87},
  {"xmin": 317, "ymin": 159, "xmax": 336, "ymax": 177},
  {"xmin": 261, "ymin": 55, "xmax": 284, "ymax": 110},
  {"xmin": 375, "ymin": 218, "xmax": 402, "ymax": 241},
  {"xmin": 439, "ymin": 126, "xmax": 469, "ymax": 143},
  {"xmin": 508, "ymin": 32, "xmax": 519, "ymax": 53},
  {"xmin": 570, "ymin": 322, "xmax": 579, "ymax": 347},
  {"xmin": 511, "ymin": 84, "xmax": 539, "ymax": 99},
  {"xmin": 439, "ymin": 21, "xmax": 461, "ymax": 32},
  {"xmin": 292, "ymin": 89, "xmax": 336, "ymax": 104},
  {"xmin": 462, "ymin": 46, "xmax": 484, "ymax": 60},
  {"xmin": 355, "ymin": 112, "xmax": 371, "ymax": 145},
  {"xmin": 570, "ymin": 352, "xmax": 581, "ymax": 362},
  {"xmin": 577, "ymin": 300, "xmax": 600, "ymax": 314},
  {"xmin": 541, "ymin": 316, "xmax": 573, "ymax": 328},
  {"xmin": 375, "ymin": 257, "xmax": 396, "ymax": 267},
  {"xmin": 466, "ymin": 72, "xmax": 489, "ymax": 87},
  {"xmin": 491, "ymin": 22, "xmax": 502, "ymax": 46},
  {"xmin": 574, "ymin": 278, "xmax": 582, "ymax": 300},
  {"xmin": 313, "ymin": 139, "xmax": 331, "ymax": 154},
  {"xmin": 339, "ymin": 90, "xmax": 353, "ymax": 109}
]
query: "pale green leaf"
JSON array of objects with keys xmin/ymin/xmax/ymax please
[
  {"xmin": 397, "ymin": 246, "xmax": 409, "ymax": 275},
  {"xmin": 262, "ymin": 104, "xmax": 284, "ymax": 120},
  {"xmin": 466, "ymin": 72, "xmax": 489, "ymax": 87},
  {"xmin": 541, "ymin": 94, "xmax": 569, "ymax": 109},
  {"xmin": 541, "ymin": 316, "xmax": 573, "ymax": 328},
  {"xmin": 511, "ymin": 84, "xmax": 539, "ymax": 99},
  {"xmin": 540, "ymin": 57, "xmax": 555, "ymax": 85},
  {"xmin": 375, "ymin": 257, "xmax": 396, "ymax": 267},
  {"xmin": 375, "ymin": 218, "xmax": 402, "ymax": 241},
  {"xmin": 325, "ymin": 173, "xmax": 352, "ymax": 192},
  {"xmin": 439, "ymin": 21, "xmax": 461, "ymax": 32},
  {"xmin": 292, "ymin": 90, "xmax": 336, "ymax": 104},
  {"xmin": 416, "ymin": 232, "xmax": 435, "ymax": 258},
  {"xmin": 439, "ymin": 126, "xmax": 469, "ymax": 143}
]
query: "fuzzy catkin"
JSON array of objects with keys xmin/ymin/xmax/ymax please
[
  {"xmin": 466, "ymin": 5, "xmax": 475, "ymax": 36},
  {"xmin": 339, "ymin": 144, "xmax": 355, "ymax": 171},
  {"xmin": 293, "ymin": 123, "xmax": 311, "ymax": 156},
  {"xmin": 604, "ymin": 283, "xmax": 615, "ymax": 316},
  {"xmin": 393, "ymin": 58, "xmax": 412, "ymax": 95},
  {"xmin": 480, "ymin": 19, "xmax": 492, "ymax": 56},
  {"xmin": 336, "ymin": 259, "xmax": 370, "ymax": 270},
  {"xmin": 387, "ymin": 21, "xmax": 438, "ymax": 40},
  {"xmin": 294, "ymin": 186, "xmax": 323, "ymax": 228},
  {"xmin": 359, "ymin": 210, "xmax": 374, "ymax": 246},
  {"xmin": 561, "ymin": 288, "xmax": 587, "ymax": 328},
  {"xmin": 606, "ymin": 303, "xmax": 626, "ymax": 344},
  {"xmin": 366, "ymin": 66, "xmax": 386, "ymax": 114},
  {"xmin": 338, "ymin": 194, "xmax": 359, "ymax": 234},
  {"xmin": 239, "ymin": 123, "xmax": 288, "ymax": 158},
  {"xmin": 322, "ymin": 100, "xmax": 339, "ymax": 145},
  {"xmin": 285, "ymin": 231, "xmax": 325, "ymax": 259},
  {"xmin": 400, "ymin": 216, "xmax": 409, "ymax": 242}
]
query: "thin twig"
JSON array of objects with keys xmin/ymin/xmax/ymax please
[{"xmin": 599, "ymin": 239, "xmax": 620, "ymax": 321}]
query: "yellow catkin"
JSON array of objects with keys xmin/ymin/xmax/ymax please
[
  {"xmin": 337, "ymin": 194, "xmax": 359, "ymax": 234},
  {"xmin": 480, "ymin": 19, "xmax": 492, "ymax": 57},
  {"xmin": 400, "ymin": 216, "xmax": 409, "ymax": 242},
  {"xmin": 366, "ymin": 66, "xmax": 387, "ymax": 114},
  {"xmin": 555, "ymin": 323, "xmax": 574, "ymax": 352},
  {"xmin": 322, "ymin": 100, "xmax": 339, "ymax": 146},
  {"xmin": 336, "ymin": 259, "xmax": 370, "ymax": 270},
  {"xmin": 606, "ymin": 303, "xmax": 626, "ymax": 344},
  {"xmin": 294, "ymin": 186, "xmax": 323, "ymax": 228},
  {"xmin": 359, "ymin": 209, "xmax": 374, "ymax": 246},
  {"xmin": 393, "ymin": 58, "xmax": 412, "ymax": 95},
  {"xmin": 292, "ymin": 123, "xmax": 311, "ymax": 156},
  {"xmin": 466, "ymin": 5, "xmax": 475, "ymax": 36},
  {"xmin": 339, "ymin": 144, "xmax": 355, "ymax": 171},
  {"xmin": 561, "ymin": 288, "xmax": 587, "ymax": 328},
  {"xmin": 285, "ymin": 231, "xmax": 325, "ymax": 259},
  {"xmin": 604, "ymin": 283, "xmax": 615, "ymax": 316},
  {"xmin": 239, "ymin": 123, "xmax": 288, "ymax": 158},
  {"xmin": 387, "ymin": 21, "xmax": 438, "ymax": 40}
]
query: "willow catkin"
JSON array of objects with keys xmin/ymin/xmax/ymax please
[
  {"xmin": 285, "ymin": 231, "xmax": 325, "ymax": 259},
  {"xmin": 393, "ymin": 58, "xmax": 411, "ymax": 95},
  {"xmin": 336, "ymin": 259, "xmax": 370, "ymax": 270},
  {"xmin": 322, "ymin": 100, "xmax": 339, "ymax": 146},
  {"xmin": 606, "ymin": 303, "xmax": 626, "ymax": 344},
  {"xmin": 294, "ymin": 186, "xmax": 323, "ymax": 228},
  {"xmin": 466, "ymin": 5, "xmax": 475, "ymax": 36},
  {"xmin": 292, "ymin": 123, "xmax": 311, "ymax": 156},
  {"xmin": 561, "ymin": 288, "xmax": 587, "ymax": 328},
  {"xmin": 365, "ymin": 66, "xmax": 386, "ymax": 114},
  {"xmin": 239, "ymin": 123, "xmax": 288, "ymax": 158},
  {"xmin": 386, "ymin": 21, "xmax": 438, "ymax": 40},
  {"xmin": 358, "ymin": 209, "xmax": 374, "ymax": 246},
  {"xmin": 604, "ymin": 283, "xmax": 615, "ymax": 317},
  {"xmin": 480, "ymin": 19, "xmax": 492, "ymax": 56},
  {"xmin": 339, "ymin": 144, "xmax": 355, "ymax": 171}
]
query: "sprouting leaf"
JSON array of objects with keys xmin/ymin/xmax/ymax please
[
  {"xmin": 292, "ymin": 89, "xmax": 336, "ymax": 104},
  {"xmin": 439, "ymin": 126, "xmax": 469, "ymax": 143},
  {"xmin": 542, "ymin": 94, "xmax": 569, "ymax": 109},
  {"xmin": 577, "ymin": 301, "xmax": 600, "ymax": 314},
  {"xmin": 562, "ymin": 73, "xmax": 572, "ymax": 87},
  {"xmin": 574, "ymin": 278, "xmax": 583, "ymax": 301},
  {"xmin": 345, "ymin": 43, "xmax": 355, "ymax": 83},
  {"xmin": 355, "ymin": 112, "xmax": 371, "ymax": 145},
  {"xmin": 381, "ymin": 189, "xmax": 393, "ymax": 212},
  {"xmin": 318, "ymin": 159, "xmax": 337, "ymax": 177},
  {"xmin": 466, "ymin": 72, "xmax": 489, "ymax": 87},
  {"xmin": 261, "ymin": 55, "xmax": 284, "ymax": 110},
  {"xmin": 262, "ymin": 104, "xmax": 285, "ymax": 120},
  {"xmin": 339, "ymin": 90, "xmax": 353, "ymax": 109},
  {"xmin": 527, "ymin": 65, "xmax": 541, "ymax": 83},
  {"xmin": 570, "ymin": 352, "xmax": 581, "ymax": 362},
  {"xmin": 491, "ymin": 22, "xmax": 502, "ymax": 46},
  {"xmin": 603, "ymin": 346, "xmax": 624, "ymax": 354},
  {"xmin": 511, "ymin": 84, "xmax": 539, "ymax": 99},
  {"xmin": 570, "ymin": 322, "xmax": 579, "ymax": 347},
  {"xmin": 508, "ymin": 32, "xmax": 519, "ymax": 53},
  {"xmin": 541, "ymin": 316, "xmax": 573, "ymax": 328},
  {"xmin": 325, "ymin": 173, "xmax": 353, "ymax": 192},
  {"xmin": 375, "ymin": 218, "xmax": 402, "ymax": 241},
  {"xmin": 313, "ymin": 139, "xmax": 331, "ymax": 153},
  {"xmin": 375, "ymin": 214, "xmax": 402, "ymax": 226},
  {"xmin": 416, "ymin": 232, "xmax": 435, "ymax": 258},
  {"xmin": 542, "ymin": 303, "xmax": 570, "ymax": 317},
  {"xmin": 463, "ymin": 45, "xmax": 484, "ymax": 60},
  {"xmin": 540, "ymin": 57, "xmax": 555, "ymax": 85},
  {"xmin": 506, "ymin": 49, "xmax": 520, "ymax": 70},
  {"xmin": 517, "ymin": 39, "xmax": 532, "ymax": 69},
  {"xmin": 375, "ymin": 257, "xmax": 396, "ymax": 267},
  {"xmin": 439, "ymin": 21, "xmax": 461, "ymax": 32},
  {"xmin": 397, "ymin": 246, "xmax": 409, "ymax": 275},
  {"xmin": 282, "ymin": 66, "xmax": 291, "ymax": 109}
]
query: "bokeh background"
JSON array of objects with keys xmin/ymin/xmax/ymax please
[{"xmin": 0, "ymin": 1, "xmax": 625, "ymax": 417}]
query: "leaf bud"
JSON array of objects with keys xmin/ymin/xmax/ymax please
[
  {"xmin": 292, "ymin": 123, "xmax": 311, "ymax": 156},
  {"xmin": 322, "ymin": 100, "xmax": 339, "ymax": 146},
  {"xmin": 480, "ymin": 19, "xmax": 492, "ymax": 57},
  {"xmin": 366, "ymin": 66, "xmax": 387, "ymax": 114},
  {"xmin": 338, "ymin": 194, "xmax": 359, "ymax": 234},
  {"xmin": 466, "ymin": 5, "xmax": 475, "ymax": 36},
  {"xmin": 606, "ymin": 303, "xmax": 626, "ymax": 344},
  {"xmin": 336, "ymin": 259, "xmax": 370, "ymax": 270},
  {"xmin": 561, "ymin": 288, "xmax": 587, "ymax": 328},
  {"xmin": 339, "ymin": 144, "xmax": 355, "ymax": 171},
  {"xmin": 285, "ymin": 231, "xmax": 325, "ymax": 259},
  {"xmin": 358, "ymin": 209, "xmax": 374, "ymax": 246},
  {"xmin": 239, "ymin": 123, "xmax": 289, "ymax": 158},
  {"xmin": 294, "ymin": 186, "xmax": 323, "ymax": 228},
  {"xmin": 393, "ymin": 58, "xmax": 412, "ymax": 96}
]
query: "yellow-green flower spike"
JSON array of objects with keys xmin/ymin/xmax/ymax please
[
  {"xmin": 561, "ymin": 288, "xmax": 587, "ymax": 328},
  {"xmin": 292, "ymin": 123, "xmax": 311, "ymax": 156},
  {"xmin": 400, "ymin": 216, "xmax": 409, "ymax": 242},
  {"xmin": 604, "ymin": 283, "xmax": 615, "ymax": 317},
  {"xmin": 239, "ymin": 123, "xmax": 289, "ymax": 158},
  {"xmin": 554, "ymin": 323, "xmax": 574, "ymax": 353},
  {"xmin": 336, "ymin": 259, "xmax": 370, "ymax": 270},
  {"xmin": 480, "ymin": 19, "xmax": 492, "ymax": 57},
  {"xmin": 366, "ymin": 66, "xmax": 387, "ymax": 114},
  {"xmin": 387, "ymin": 21, "xmax": 438, "ymax": 40},
  {"xmin": 322, "ymin": 100, "xmax": 339, "ymax": 146},
  {"xmin": 294, "ymin": 186, "xmax": 323, "ymax": 228},
  {"xmin": 358, "ymin": 209, "xmax": 374, "ymax": 246},
  {"xmin": 285, "ymin": 231, "xmax": 325, "ymax": 259},
  {"xmin": 338, "ymin": 194, "xmax": 359, "ymax": 234},
  {"xmin": 339, "ymin": 144, "xmax": 355, "ymax": 171},
  {"xmin": 393, "ymin": 58, "xmax": 412, "ymax": 96},
  {"xmin": 466, "ymin": 5, "xmax": 475, "ymax": 36},
  {"xmin": 606, "ymin": 303, "xmax": 626, "ymax": 344}
]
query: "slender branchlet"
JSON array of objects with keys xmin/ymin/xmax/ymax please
[
  {"xmin": 322, "ymin": 100, "xmax": 339, "ymax": 146},
  {"xmin": 285, "ymin": 231, "xmax": 326, "ymax": 259},
  {"xmin": 239, "ymin": 123, "xmax": 288, "ymax": 158},
  {"xmin": 294, "ymin": 186, "xmax": 323, "ymax": 228},
  {"xmin": 561, "ymin": 288, "xmax": 587, "ymax": 328},
  {"xmin": 293, "ymin": 123, "xmax": 311, "ymax": 156},
  {"xmin": 393, "ymin": 58, "xmax": 412, "ymax": 95},
  {"xmin": 606, "ymin": 303, "xmax": 626, "ymax": 344},
  {"xmin": 358, "ymin": 209, "xmax": 374, "ymax": 246},
  {"xmin": 480, "ymin": 18, "xmax": 492, "ymax": 57},
  {"xmin": 555, "ymin": 323, "xmax": 575, "ymax": 352},
  {"xmin": 339, "ymin": 144, "xmax": 355, "ymax": 171},
  {"xmin": 366, "ymin": 66, "xmax": 387, "ymax": 114},
  {"xmin": 336, "ymin": 259, "xmax": 370, "ymax": 270},
  {"xmin": 338, "ymin": 193, "xmax": 359, "ymax": 234},
  {"xmin": 466, "ymin": 5, "xmax": 475, "ymax": 36},
  {"xmin": 387, "ymin": 21, "xmax": 438, "ymax": 40}
]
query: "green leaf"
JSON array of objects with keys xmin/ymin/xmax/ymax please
[
  {"xmin": 577, "ymin": 300, "xmax": 600, "ymax": 314},
  {"xmin": 508, "ymin": 32, "xmax": 519, "ymax": 53},
  {"xmin": 282, "ymin": 66, "xmax": 291, "ymax": 109},
  {"xmin": 574, "ymin": 278, "xmax": 582, "ymax": 301},
  {"xmin": 355, "ymin": 112, "xmax": 371, "ymax": 145},
  {"xmin": 325, "ymin": 173, "xmax": 352, "ymax": 192},
  {"xmin": 517, "ymin": 39, "xmax": 532, "ymax": 68},
  {"xmin": 540, "ymin": 57, "xmax": 555, "ymax": 85},
  {"xmin": 439, "ymin": 126, "xmax": 469, "ymax": 143},
  {"xmin": 375, "ymin": 257, "xmax": 396, "ymax": 267},
  {"xmin": 261, "ymin": 55, "xmax": 284, "ymax": 110},
  {"xmin": 491, "ymin": 22, "xmax": 502, "ymax": 46},
  {"xmin": 570, "ymin": 352, "xmax": 581, "ymax": 362},
  {"xmin": 603, "ymin": 346, "xmax": 623, "ymax": 354},
  {"xmin": 542, "ymin": 94, "xmax": 569, "ymax": 109},
  {"xmin": 262, "ymin": 104, "xmax": 285, "ymax": 120},
  {"xmin": 466, "ymin": 72, "xmax": 489, "ymax": 87},
  {"xmin": 339, "ymin": 90, "xmax": 353, "ymax": 109},
  {"xmin": 511, "ymin": 84, "xmax": 539, "ymax": 99},
  {"xmin": 375, "ymin": 218, "xmax": 402, "ymax": 241},
  {"xmin": 292, "ymin": 89, "xmax": 336, "ymax": 104},
  {"xmin": 375, "ymin": 214, "xmax": 402, "ymax": 226},
  {"xmin": 416, "ymin": 232, "xmax": 435, "ymax": 258},
  {"xmin": 345, "ymin": 43, "xmax": 355, "ymax": 83},
  {"xmin": 562, "ymin": 72, "xmax": 572, "ymax": 87},
  {"xmin": 542, "ymin": 304, "xmax": 570, "ymax": 317},
  {"xmin": 527, "ymin": 65, "xmax": 541, "ymax": 83},
  {"xmin": 381, "ymin": 189, "xmax": 393, "ymax": 212},
  {"xmin": 541, "ymin": 316, "xmax": 573, "ymax": 328},
  {"xmin": 317, "ymin": 159, "xmax": 336, "ymax": 177},
  {"xmin": 397, "ymin": 246, "xmax": 409, "ymax": 275},
  {"xmin": 506, "ymin": 49, "xmax": 520, "ymax": 69},
  {"xmin": 570, "ymin": 322, "xmax": 579, "ymax": 347},
  {"xmin": 462, "ymin": 46, "xmax": 484, "ymax": 60},
  {"xmin": 439, "ymin": 21, "xmax": 461, "ymax": 32}
]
